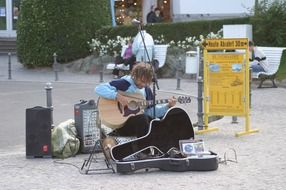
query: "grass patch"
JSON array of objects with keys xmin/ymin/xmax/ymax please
[{"xmin": 276, "ymin": 50, "xmax": 286, "ymax": 81}]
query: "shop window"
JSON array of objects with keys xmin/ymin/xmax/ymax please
[
  {"xmin": 0, "ymin": 0, "xmax": 6, "ymax": 30},
  {"xmin": 157, "ymin": 0, "xmax": 170, "ymax": 22},
  {"xmin": 13, "ymin": 0, "xmax": 21, "ymax": 30},
  {"xmin": 115, "ymin": 0, "xmax": 141, "ymax": 25}
]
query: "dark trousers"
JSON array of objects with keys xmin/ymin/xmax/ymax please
[
  {"xmin": 115, "ymin": 114, "xmax": 151, "ymax": 137},
  {"xmin": 113, "ymin": 55, "xmax": 136, "ymax": 76},
  {"xmin": 125, "ymin": 55, "xmax": 136, "ymax": 71}
]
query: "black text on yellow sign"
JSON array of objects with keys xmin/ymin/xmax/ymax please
[
  {"xmin": 206, "ymin": 53, "xmax": 245, "ymax": 115},
  {"xmin": 204, "ymin": 38, "xmax": 248, "ymax": 50}
]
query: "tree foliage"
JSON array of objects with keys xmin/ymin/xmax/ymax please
[{"xmin": 251, "ymin": 0, "xmax": 286, "ymax": 46}]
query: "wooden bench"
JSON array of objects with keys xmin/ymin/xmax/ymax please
[
  {"xmin": 106, "ymin": 44, "xmax": 169, "ymax": 75},
  {"xmin": 252, "ymin": 46, "xmax": 286, "ymax": 88}
]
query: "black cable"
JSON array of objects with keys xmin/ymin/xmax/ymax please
[
  {"xmin": 53, "ymin": 159, "xmax": 81, "ymax": 171},
  {"xmin": 137, "ymin": 24, "xmax": 159, "ymax": 118}
]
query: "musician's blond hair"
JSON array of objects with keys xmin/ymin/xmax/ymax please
[{"xmin": 131, "ymin": 62, "xmax": 153, "ymax": 84}]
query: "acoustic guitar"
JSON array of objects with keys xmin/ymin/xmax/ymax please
[{"xmin": 98, "ymin": 91, "xmax": 191, "ymax": 129}]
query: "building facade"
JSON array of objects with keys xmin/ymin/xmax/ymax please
[
  {"xmin": 111, "ymin": 0, "xmax": 255, "ymax": 26},
  {"xmin": 112, "ymin": 0, "xmax": 171, "ymax": 26},
  {"xmin": 0, "ymin": 0, "xmax": 255, "ymax": 38}
]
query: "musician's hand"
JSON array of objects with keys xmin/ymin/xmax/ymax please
[
  {"xmin": 168, "ymin": 96, "xmax": 176, "ymax": 108},
  {"xmin": 116, "ymin": 93, "xmax": 128, "ymax": 107}
]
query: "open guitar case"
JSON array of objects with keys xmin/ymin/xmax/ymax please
[{"xmin": 110, "ymin": 107, "xmax": 219, "ymax": 173}]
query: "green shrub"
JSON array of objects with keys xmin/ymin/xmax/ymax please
[{"xmin": 17, "ymin": 0, "xmax": 111, "ymax": 67}]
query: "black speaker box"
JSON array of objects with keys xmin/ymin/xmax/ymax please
[{"xmin": 26, "ymin": 106, "xmax": 52, "ymax": 158}]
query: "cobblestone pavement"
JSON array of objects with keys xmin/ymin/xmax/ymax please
[{"xmin": 1, "ymin": 55, "xmax": 286, "ymax": 190}]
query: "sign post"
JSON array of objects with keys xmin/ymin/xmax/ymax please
[{"xmin": 198, "ymin": 38, "xmax": 259, "ymax": 137}]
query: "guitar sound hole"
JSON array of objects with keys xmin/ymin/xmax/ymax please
[{"xmin": 128, "ymin": 101, "xmax": 139, "ymax": 111}]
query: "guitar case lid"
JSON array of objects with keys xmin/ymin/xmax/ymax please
[
  {"xmin": 110, "ymin": 107, "xmax": 219, "ymax": 173},
  {"xmin": 111, "ymin": 107, "xmax": 195, "ymax": 161}
]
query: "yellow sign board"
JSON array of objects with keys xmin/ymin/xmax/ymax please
[
  {"xmin": 206, "ymin": 53, "xmax": 246, "ymax": 115},
  {"xmin": 204, "ymin": 38, "xmax": 248, "ymax": 50},
  {"xmin": 199, "ymin": 38, "xmax": 259, "ymax": 137}
]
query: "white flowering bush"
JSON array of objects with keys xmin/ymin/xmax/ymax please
[
  {"xmin": 87, "ymin": 38, "xmax": 104, "ymax": 56},
  {"xmin": 88, "ymin": 36, "xmax": 132, "ymax": 56},
  {"xmin": 169, "ymin": 29, "xmax": 223, "ymax": 51},
  {"xmin": 88, "ymin": 29, "xmax": 223, "ymax": 56},
  {"xmin": 154, "ymin": 34, "xmax": 166, "ymax": 44}
]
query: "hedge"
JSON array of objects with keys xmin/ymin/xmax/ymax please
[{"xmin": 17, "ymin": 0, "xmax": 111, "ymax": 67}]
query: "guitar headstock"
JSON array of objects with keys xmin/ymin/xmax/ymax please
[{"xmin": 177, "ymin": 96, "xmax": 192, "ymax": 104}]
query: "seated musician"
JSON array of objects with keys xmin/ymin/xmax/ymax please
[{"xmin": 95, "ymin": 62, "xmax": 176, "ymax": 137}]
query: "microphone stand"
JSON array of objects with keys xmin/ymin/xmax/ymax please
[{"xmin": 137, "ymin": 23, "xmax": 159, "ymax": 118}]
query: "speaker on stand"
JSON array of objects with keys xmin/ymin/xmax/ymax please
[{"xmin": 26, "ymin": 106, "xmax": 52, "ymax": 158}]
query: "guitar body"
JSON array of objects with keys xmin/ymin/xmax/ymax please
[
  {"xmin": 111, "ymin": 107, "xmax": 194, "ymax": 161},
  {"xmin": 98, "ymin": 92, "xmax": 192, "ymax": 129},
  {"xmin": 98, "ymin": 92, "xmax": 145, "ymax": 129}
]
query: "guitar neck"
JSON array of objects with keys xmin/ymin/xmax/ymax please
[
  {"xmin": 139, "ymin": 99, "xmax": 169, "ymax": 107},
  {"xmin": 139, "ymin": 96, "xmax": 191, "ymax": 107}
]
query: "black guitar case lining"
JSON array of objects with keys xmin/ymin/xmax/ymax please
[{"xmin": 110, "ymin": 107, "xmax": 219, "ymax": 173}]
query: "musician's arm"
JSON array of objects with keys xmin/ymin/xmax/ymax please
[
  {"xmin": 144, "ymin": 104, "xmax": 169, "ymax": 119},
  {"xmin": 144, "ymin": 88, "xmax": 175, "ymax": 118},
  {"xmin": 95, "ymin": 78, "xmax": 131, "ymax": 100},
  {"xmin": 95, "ymin": 83, "xmax": 118, "ymax": 100}
]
